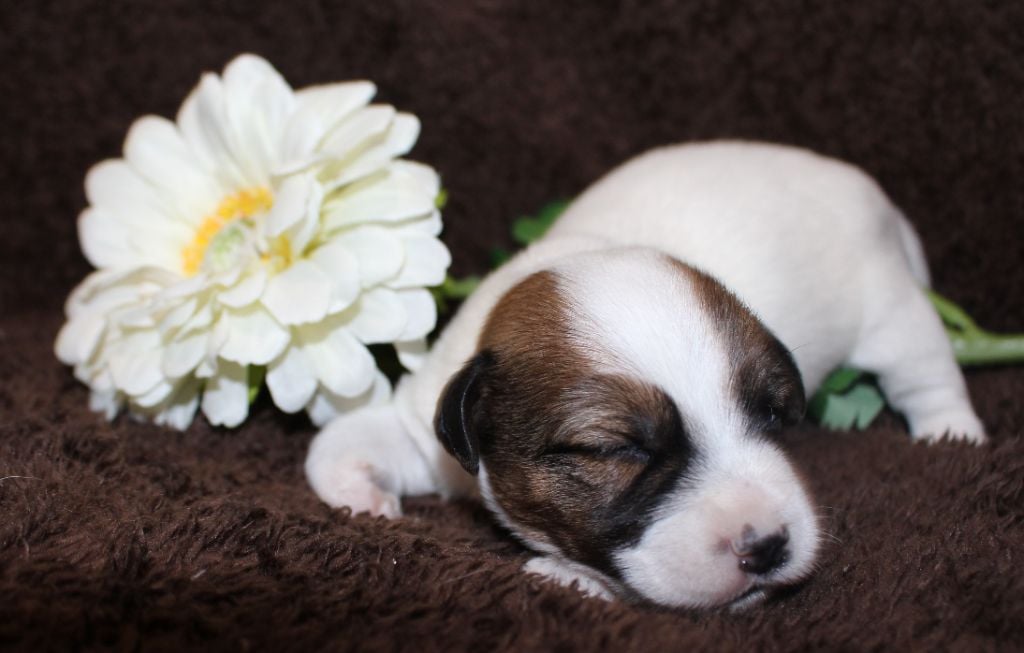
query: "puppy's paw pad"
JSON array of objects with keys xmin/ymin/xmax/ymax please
[
  {"xmin": 524, "ymin": 556, "xmax": 614, "ymax": 600},
  {"xmin": 308, "ymin": 459, "xmax": 402, "ymax": 518}
]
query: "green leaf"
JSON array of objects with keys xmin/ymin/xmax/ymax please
[
  {"xmin": 435, "ymin": 188, "xmax": 449, "ymax": 209},
  {"xmin": 247, "ymin": 365, "xmax": 266, "ymax": 404},
  {"xmin": 490, "ymin": 248, "xmax": 511, "ymax": 268},
  {"xmin": 511, "ymin": 200, "xmax": 570, "ymax": 246},
  {"xmin": 816, "ymin": 392, "xmax": 861, "ymax": 431},
  {"xmin": 807, "ymin": 367, "xmax": 863, "ymax": 423},
  {"xmin": 431, "ymin": 274, "xmax": 483, "ymax": 316},
  {"xmin": 438, "ymin": 275, "xmax": 481, "ymax": 300},
  {"xmin": 814, "ymin": 380, "xmax": 886, "ymax": 431},
  {"xmin": 848, "ymin": 383, "xmax": 887, "ymax": 429},
  {"xmin": 817, "ymin": 367, "xmax": 863, "ymax": 393}
]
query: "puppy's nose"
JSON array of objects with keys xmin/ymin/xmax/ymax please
[{"xmin": 732, "ymin": 525, "xmax": 790, "ymax": 575}]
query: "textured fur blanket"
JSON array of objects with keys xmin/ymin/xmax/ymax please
[{"xmin": 2, "ymin": 1, "xmax": 1022, "ymax": 650}]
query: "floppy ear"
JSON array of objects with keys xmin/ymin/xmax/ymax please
[
  {"xmin": 769, "ymin": 334, "xmax": 806, "ymax": 426},
  {"xmin": 741, "ymin": 332, "xmax": 806, "ymax": 430},
  {"xmin": 434, "ymin": 351, "xmax": 494, "ymax": 475}
]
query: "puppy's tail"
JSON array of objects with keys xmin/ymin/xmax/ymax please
[{"xmin": 894, "ymin": 211, "xmax": 932, "ymax": 288}]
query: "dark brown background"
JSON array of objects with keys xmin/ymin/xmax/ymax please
[{"xmin": 1, "ymin": 0, "xmax": 1022, "ymax": 650}]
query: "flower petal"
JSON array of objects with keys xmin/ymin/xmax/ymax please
[
  {"xmin": 322, "ymin": 163, "xmax": 436, "ymax": 231},
  {"xmin": 264, "ymin": 173, "xmax": 313, "ymax": 238},
  {"xmin": 78, "ymin": 207, "xmax": 138, "ymax": 269},
  {"xmin": 387, "ymin": 234, "xmax": 451, "ymax": 288},
  {"xmin": 395, "ymin": 288, "xmax": 437, "ymax": 340},
  {"xmin": 217, "ymin": 267, "xmax": 267, "ymax": 308},
  {"xmin": 157, "ymin": 296, "xmax": 199, "ymax": 337},
  {"xmin": 277, "ymin": 81, "xmax": 376, "ymax": 173},
  {"xmin": 218, "ymin": 304, "xmax": 290, "ymax": 365},
  {"xmin": 261, "ymin": 260, "xmax": 333, "ymax": 325},
  {"xmin": 85, "ymin": 159, "xmax": 173, "ymax": 225},
  {"xmin": 132, "ymin": 376, "xmax": 175, "ymax": 408},
  {"xmin": 123, "ymin": 115, "xmax": 221, "ymax": 220},
  {"xmin": 78, "ymin": 207, "xmax": 187, "ymax": 273},
  {"xmin": 392, "ymin": 160, "xmax": 440, "ymax": 198},
  {"xmin": 295, "ymin": 81, "xmax": 377, "ymax": 139},
  {"xmin": 162, "ymin": 329, "xmax": 207, "ymax": 379},
  {"xmin": 266, "ymin": 345, "xmax": 318, "ymax": 413},
  {"xmin": 308, "ymin": 239, "xmax": 361, "ymax": 313},
  {"xmin": 330, "ymin": 113, "xmax": 421, "ymax": 188},
  {"xmin": 297, "ymin": 321, "xmax": 375, "ymax": 397},
  {"xmin": 331, "ymin": 225, "xmax": 404, "ymax": 288},
  {"xmin": 201, "ymin": 358, "xmax": 249, "ymax": 427},
  {"xmin": 55, "ymin": 312, "xmax": 106, "ymax": 365},
  {"xmin": 179, "ymin": 300, "xmax": 215, "ymax": 337},
  {"xmin": 222, "ymin": 54, "xmax": 295, "ymax": 181},
  {"xmin": 108, "ymin": 330, "xmax": 166, "ymax": 396},
  {"xmin": 286, "ymin": 178, "xmax": 323, "ymax": 255},
  {"xmin": 156, "ymin": 272, "xmax": 211, "ymax": 302},
  {"xmin": 306, "ymin": 370, "xmax": 391, "ymax": 427},
  {"xmin": 347, "ymin": 287, "xmax": 408, "ymax": 344},
  {"xmin": 319, "ymin": 105, "xmax": 395, "ymax": 162},
  {"xmin": 64, "ymin": 266, "xmax": 178, "ymax": 322},
  {"xmin": 388, "ymin": 209, "xmax": 443, "ymax": 238},
  {"xmin": 153, "ymin": 378, "xmax": 201, "ymax": 430},
  {"xmin": 394, "ymin": 338, "xmax": 429, "ymax": 372},
  {"xmin": 77, "ymin": 361, "xmax": 115, "ymax": 393},
  {"xmin": 88, "ymin": 388, "xmax": 121, "ymax": 420},
  {"xmin": 86, "ymin": 177, "xmax": 190, "ymax": 265},
  {"xmin": 177, "ymin": 73, "xmax": 249, "ymax": 190}
]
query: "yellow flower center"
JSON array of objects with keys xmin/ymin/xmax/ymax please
[
  {"xmin": 262, "ymin": 234, "xmax": 294, "ymax": 274},
  {"xmin": 181, "ymin": 187, "xmax": 273, "ymax": 276}
]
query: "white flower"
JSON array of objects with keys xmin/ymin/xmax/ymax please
[{"xmin": 55, "ymin": 54, "xmax": 450, "ymax": 429}]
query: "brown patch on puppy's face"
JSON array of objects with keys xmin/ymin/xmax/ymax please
[{"xmin": 436, "ymin": 270, "xmax": 695, "ymax": 579}]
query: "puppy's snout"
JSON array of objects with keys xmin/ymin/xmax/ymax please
[{"xmin": 732, "ymin": 525, "xmax": 790, "ymax": 575}]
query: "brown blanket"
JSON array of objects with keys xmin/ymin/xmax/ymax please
[{"xmin": 2, "ymin": 1, "xmax": 1022, "ymax": 650}]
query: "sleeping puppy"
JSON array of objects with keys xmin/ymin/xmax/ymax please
[{"xmin": 305, "ymin": 141, "xmax": 985, "ymax": 609}]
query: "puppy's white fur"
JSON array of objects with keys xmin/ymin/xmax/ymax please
[{"xmin": 305, "ymin": 141, "xmax": 984, "ymax": 607}]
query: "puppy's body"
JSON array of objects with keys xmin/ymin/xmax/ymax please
[{"xmin": 306, "ymin": 142, "xmax": 983, "ymax": 607}]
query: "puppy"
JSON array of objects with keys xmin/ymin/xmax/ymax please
[{"xmin": 305, "ymin": 141, "xmax": 985, "ymax": 609}]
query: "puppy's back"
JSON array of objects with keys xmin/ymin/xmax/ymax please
[{"xmin": 547, "ymin": 140, "xmax": 919, "ymax": 389}]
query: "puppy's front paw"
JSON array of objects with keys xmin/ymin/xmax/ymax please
[
  {"xmin": 307, "ymin": 458, "xmax": 402, "ymax": 518},
  {"xmin": 524, "ymin": 556, "xmax": 615, "ymax": 600},
  {"xmin": 911, "ymin": 411, "xmax": 987, "ymax": 445}
]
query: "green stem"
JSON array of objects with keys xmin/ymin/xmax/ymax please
[
  {"xmin": 927, "ymin": 289, "xmax": 1024, "ymax": 366},
  {"xmin": 949, "ymin": 331, "xmax": 1024, "ymax": 366}
]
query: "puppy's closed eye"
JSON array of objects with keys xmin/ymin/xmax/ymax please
[
  {"xmin": 545, "ymin": 439, "xmax": 652, "ymax": 463},
  {"xmin": 542, "ymin": 443, "xmax": 651, "ymax": 494}
]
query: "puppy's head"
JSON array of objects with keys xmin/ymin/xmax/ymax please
[{"xmin": 435, "ymin": 250, "xmax": 820, "ymax": 609}]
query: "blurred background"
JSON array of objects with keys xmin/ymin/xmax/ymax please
[{"xmin": 3, "ymin": 0, "xmax": 1022, "ymax": 329}]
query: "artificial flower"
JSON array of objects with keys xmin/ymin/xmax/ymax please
[{"xmin": 55, "ymin": 54, "xmax": 450, "ymax": 428}]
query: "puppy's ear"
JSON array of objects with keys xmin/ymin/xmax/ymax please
[
  {"xmin": 742, "ymin": 333, "xmax": 806, "ymax": 430},
  {"xmin": 770, "ymin": 334, "xmax": 806, "ymax": 426},
  {"xmin": 434, "ymin": 351, "xmax": 494, "ymax": 475}
]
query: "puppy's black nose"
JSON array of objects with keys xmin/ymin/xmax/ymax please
[{"xmin": 734, "ymin": 527, "xmax": 790, "ymax": 575}]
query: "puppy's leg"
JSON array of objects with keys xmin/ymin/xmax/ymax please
[
  {"xmin": 524, "ymin": 556, "xmax": 615, "ymax": 600},
  {"xmin": 849, "ymin": 287, "xmax": 985, "ymax": 443},
  {"xmin": 305, "ymin": 405, "xmax": 437, "ymax": 517}
]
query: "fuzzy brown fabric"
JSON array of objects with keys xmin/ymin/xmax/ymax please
[{"xmin": 2, "ymin": 1, "xmax": 1023, "ymax": 650}]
